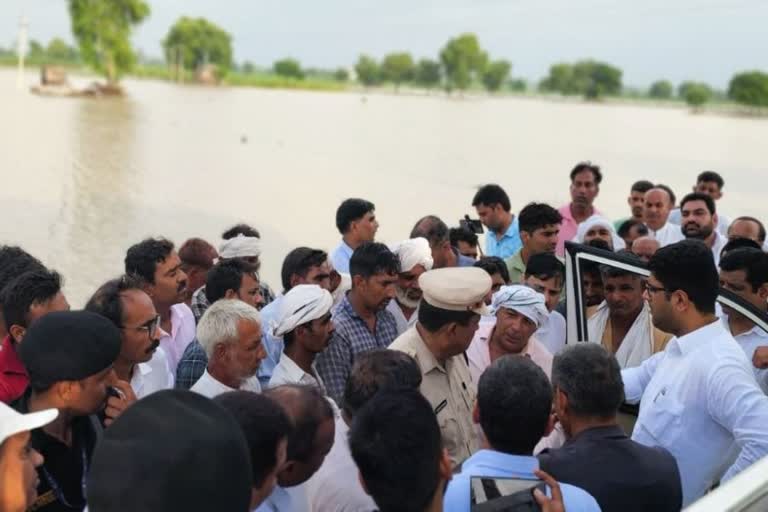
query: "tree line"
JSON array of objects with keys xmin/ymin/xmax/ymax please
[{"xmin": 8, "ymin": 1, "xmax": 768, "ymax": 108}]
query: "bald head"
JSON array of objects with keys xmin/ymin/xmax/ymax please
[
  {"xmin": 410, "ymin": 216, "xmax": 452, "ymax": 268},
  {"xmin": 631, "ymin": 236, "xmax": 660, "ymax": 262},
  {"xmin": 644, "ymin": 188, "xmax": 674, "ymax": 230}
]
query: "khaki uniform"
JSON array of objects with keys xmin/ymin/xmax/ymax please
[{"xmin": 390, "ymin": 326, "xmax": 478, "ymax": 466}]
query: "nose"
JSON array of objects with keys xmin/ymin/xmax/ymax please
[
  {"xmin": 642, "ymin": 287, "xmax": 650, "ymax": 301},
  {"xmin": 255, "ymin": 291, "xmax": 265, "ymax": 307},
  {"xmin": 32, "ymin": 447, "xmax": 44, "ymax": 468}
]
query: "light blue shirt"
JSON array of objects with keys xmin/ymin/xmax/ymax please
[
  {"xmin": 444, "ymin": 450, "xmax": 600, "ymax": 512},
  {"xmin": 330, "ymin": 241, "xmax": 354, "ymax": 274},
  {"xmin": 622, "ymin": 320, "xmax": 768, "ymax": 506},
  {"xmin": 486, "ymin": 217, "xmax": 522, "ymax": 260},
  {"xmin": 253, "ymin": 484, "xmax": 307, "ymax": 512},
  {"xmin": 257, "ymin": 295, "xmax": 285, "ymax": 387}
]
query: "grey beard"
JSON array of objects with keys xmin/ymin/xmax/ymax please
[{"xmin": 396, "ymin": 287, "xmax": 421, "ymax": 309}]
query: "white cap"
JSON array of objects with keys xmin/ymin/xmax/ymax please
[{"xmin": 0, "ymin": 402, "xmax": 58, "ymax": 444}]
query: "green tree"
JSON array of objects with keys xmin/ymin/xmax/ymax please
[
  {"xmin": 28, "ymin": 40, "xmax": 45, "ymax": 59},
  {"xmin": 355, "ymin": 55, "xmax": 381, "ymax": 87},
  {"xmin": 381, "ymin": 52, "xmax": 415, "ymax": 89},
  {"xmin": 163, "ymin": 17, "xmax": 233, "ymax": 76},
  {"xmin": 677, "ymin": 81, "xmax": 710, "ymax": 99},
  {"xmin": 241, "ymin": 61, "xmax": 255, "ymax": 74},
  {"xmin": 648, "ymin": 80, "xmax": 673, "ymax": 99},
  {"xmin": 539, "ymin": 60, "xmax": 621, "ymax": 99},
  {"xmin": 273, "ymin": 58, "xmax": 304, "ymax": 79},
  {"xmin": 414, "ymin": 59, "xmax": 441, "ymax": 89},
  {"xmin": 46, "ymin": 38, "xmax": 78, "ymax": 62},
  {"xmin": 68, "ymin": 0, "xmax": 150, "ymax": 84},
  {"xmin": 539, "ymin": 63, "xmax": 575, "ymax": 94},
  {"xmin": 333, "ymin": 68, "xmax": 349, "ymax": 82},
  {"xmin": 481, "ymin": 59, "xmax": 511, "ymax": 92},
  {"xmin": 728, "ymin": 71, "xmax": 768, "ymax": 107},
  {"xmin": 508, "ymin": 79, "xmax": 527, "ymax": 92},
  {"xmin": 683, "ymin": 83, "xmax": 712, "ymax": 108},
  {"xmin": 439, "ymin": 33, "xmax": 488, "ymax": 92}
]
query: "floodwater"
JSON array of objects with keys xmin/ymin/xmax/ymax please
[{"xmin": 1, "ymin": 68, "xmax": 766, "ymax": 305}]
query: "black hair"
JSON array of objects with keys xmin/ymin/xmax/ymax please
[
  {"xmin": 569, "ymin": 162, "xmax": 603, "ymax": 185},
  {"xmin": 680, "ymin": 192, "xmax": 716, "ymax": 215},
  {"xmin": 280, "ymin": 247, "xmax": 328, "ymax": 292},
  {"xmin": 417, "ymin": 300, "xmax": 476, "ymax": 333},
  {"xmin": 732, "ymin": 216, "xmax": 767, "ymax": 244},
  {"xmin": 0, "ymin": 246, "xmax": 45, "ymax": 293},
  {"xmin": 524, "ymin": 253, "xmax": 565, "ymax": 283},
  {"xmin": 552, "ymin": 344, "xmax": 624, "ymax": 418},
  {"xmin": 599, "ymin": 252, "xmax": 644, "ymax": 279},
  {"xmin": 471, "ymin": 184, "xmax": 511, "ymax": 211},
  {"xmin": 214, "ymin": 391, "xmax": 293, "ymax": 489},
  {"xmin": 630, "ymin": 180, "xmax": 654, "ymax": 194},
  {"xmin": 222, "ymin": 224, "xmax": 261, "ymax": 240},
  {"xmin": 206, "ymin": 259, "xmax": 258, "ymax": 304},
  {"xmin": 342, "ymin": 349, "xmax": 422, "ymax": 418},
  {"xmin": 349, "ymin": 242, "xmax": 400, "ymax": 279},
  {"xmin": 581, "ymin": 259, "xmax": 602, "ymax": 278},
  {"xmin": 652, "ymin": 184, "xmax": 677, "ymax": 208},
  {"xmin": 125, "ymin": 238, "xmax": 175, "ymax": 284},
  {"xmin": 85, "ymin": 275, "xmax": 146, "ymax": 327},
  {"xmin": 721, "ymin": 238, "xmax": 762, "ymax": 258},
  {"xmin": 474, "ymin": 256, "xmax": 510, "ymax": 284},
  {"xmin": 449, "ymin": 227, "xmax": 479, "ymax": 248},
  {"xmin": 518, "ymin": 202, "xmax": 562, "ymax": 235},
  {"xmin": 1, "ymin": 269, "xmax": 63, "ymax": 334},
  {"xmin": 697, "ymin": 170, "xmax": 724, "ymax": 190},
  {"xmin": 478, "ymin": 355, "xmax": 552, "ymax": 455},
  {"xmin": 719, "ymin": 248, "xmax": 768, "ymax": 293},
  {"xmin": 617, "ymin": 219, "xmax": 649, "ymax": 239},
  {"xmin": 263, "ymin": 384, "xmax": 334, "ymax": 463},
  {"xmin": 349, "ymin": 389, "xmax": 443, "ymax": 512},
  {"xmin": 178, "ymin": 238, "xmax": 217, "ymax": 269},
  {"xmin": 649, "ymin": 240, "xmax": 718, "ymax": 314},
  {"xmin": 335, "ymin": 198, "xmax": 375, "ymax": 234},
  {"xmin": 410, "ymin": 215, "xmax": 449, "ymax": 247}
]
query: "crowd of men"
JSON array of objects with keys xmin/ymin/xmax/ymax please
[{"xmin": 2, "ymin": 163, "xmax": 768, "ymax": 512}]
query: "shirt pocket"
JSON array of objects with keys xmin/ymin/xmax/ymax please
[
  {"xmin": 438, "ymin": 413, "xmax": 462, "ymax": 462},
  {"xmin": 643, "ymin": 391, "xmax": 684, "ymax": 446}
]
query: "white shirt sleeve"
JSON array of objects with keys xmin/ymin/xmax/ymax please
[{"xmin": 621, "ymin": 350, "xmax": 666, "ymax": 404}]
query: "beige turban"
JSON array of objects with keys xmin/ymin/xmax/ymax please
[{"xmin": 389, "ymin": 237, "xmax": 434, "ymax": 273}]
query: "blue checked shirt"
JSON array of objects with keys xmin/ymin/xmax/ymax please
[
  {"xmin": 315, "ymin": 295, "xmax": 398, "ymax": 404},
  {"xmin": 190, "ymin": 283, "xmax": 276, "ymax": 324},
  {"xmin": 175, "ymin": 339, "xmax": 207, "ymax": 390}
]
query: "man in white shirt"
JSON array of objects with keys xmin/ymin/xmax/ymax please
[
  {"xmin": 306, "ymin": 349, "xmax": 422, "ymax": 512},
  {"xmin": 125, "ymin": 238, "xmax": 196, "ymax": 374},
  {"xmin": 621, "ymin": 240, "xmax": 768, "ymax": 506},
  {"xmin": 386, "ymin": 238, "xmax": 434, "ymax": 335},
  {"xmin": 719, "ymin": 248, "xmax": 768, "ymax": 393},
  {"xmin": 269, "ymin": 285, "xmax": 335, "ymax": 390},
  {"xmin": 643, "ymin": 187, "xmax": 684, "ymax": 247},
  {"xmin": 669, "ymin": 171, "xmax": 731, "ymax": 237},
  {"xmin": 191, "ymin": 299, "xmax": 265, "ymax": 398},
  {"xmin": 85, "ymin": 276, "xmax": 174, "ymax": 398},
  {"xmin": 257, "ymin": 385, "xmax": 336, "ymax": 512},
  {"xmin": 680, "ymin": 192, "xmax": 727, "ymax": 265}
]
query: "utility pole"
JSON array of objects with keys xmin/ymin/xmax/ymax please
[{"xmin": 16, "ymin": 15, "xmax": 28, "ymax": 91}]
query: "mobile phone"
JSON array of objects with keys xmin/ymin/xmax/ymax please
[
  {"xmin": 471, "ymin": 476, "xmax": 544, "ymax": 511},
  {"xmin": 460, "ymin": 215, "xmax": 484, "ymax": 235}
]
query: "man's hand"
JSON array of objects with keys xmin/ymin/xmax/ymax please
[
  {"xmin": 533, "ymin": 469, "xmax": 565, "ymax": 512},
  {"xmin": 753, "ymin": 347, "xmax": 768, "ymax": 369},
  {"xmin": 104, "ymin": 379, "xmax": 137, "ymax": 427}
]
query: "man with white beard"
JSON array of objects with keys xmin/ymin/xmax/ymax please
[{"xmin": 387, "ymin": 238, "xmax": 434, "ymax": 335}]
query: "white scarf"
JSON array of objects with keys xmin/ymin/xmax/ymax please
[
  {"xmin": 273, "ymin": 285, "xmax": 334, "ymax": 337},
  {"xmin": 218, "ymin": 234, "xmax": 261, "ymax": 260},
  {"xmin": 588, "ymin": 301, "xmax": 653, "ymax": 368},
  {"xmin": 389, "ymin": 237, "xmax": 434, "ymax": 272}
]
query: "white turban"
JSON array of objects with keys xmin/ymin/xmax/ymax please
[
  {"xmin": 573, "ymin": 215, "xmax": 626, "ymax": 251},
  {"xmin": 389, "ymin": 237, "xmax": 434, "ymax": 273},
  {"xmin": 491, "ymin": 285, "xmax": 549, "ymax": 328},
  {"xmin": 272, "ymin": 284, "xmax": 334, "ymax": 338},
  {"xmin": 218, "ymin": 234, "xmax": 262, "ymax": 260}
]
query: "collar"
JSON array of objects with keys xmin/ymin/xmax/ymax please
[
  {"xmin": 567, "ymin": 425, "xmax": 626, "ymax": 445},
  {"xmin": 673, "ymin": 319, "xmax": 726, "ymax": 356},
  {"xmin": 278, "ymin": 355, "xmax": 312, "ymax": 382},
  {"xmin": 411, "ymin": 327, "xmax": 445, "ymax": 375},
  {"xmin": 0, "ymin": 335, "xmax": 26, "ymax": 374},
  {"xmin": 509, "ymin": 249, "xmax": 526, "ymax": 272},
  {"xmin": 338, "ymin": 240, "xmax": 354, "ymax": 255},
  {"xmin": 463, "ymin": 449, "xmax": 539, "ymax": 476},
  {"xmin": 489, "ymin": 216, "xmax": 517, "ymax": 238},
  {"xmin": 340, "ymin": 293, "xmax": 387, "ymax": 324},
  {"xmin": 201, "ymin": 369, "xmax": 236, "ymax": 393}
]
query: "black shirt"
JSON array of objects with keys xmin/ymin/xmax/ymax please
[
  {"xmin": 538, "ymin": 425, "xmax": 682, "ymax": 512},
  {"xmin": 14, "ymin": 390, "xmax": 100, "ymax": 512}
]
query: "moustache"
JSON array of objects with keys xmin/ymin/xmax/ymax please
[{"xmin": 145, "ymin": 340, "xmax": 160, "ymax": 354}]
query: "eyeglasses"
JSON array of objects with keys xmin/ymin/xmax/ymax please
[
  {"xmin": 119, "ymin": 315, "xmax": 161, "ymax": 335},
  {"xmin": 644, "ymin": 282, "xmax": 667, "ymax": 294}
]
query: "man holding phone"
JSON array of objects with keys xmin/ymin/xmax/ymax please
[{"xmin": 472, "ymin": 184, "xmax": 522, "ymax": 260}]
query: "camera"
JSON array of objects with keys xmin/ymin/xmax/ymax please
[{"xmin": 459, "ymin": 215, "xmax": 484, "ymax": 235}]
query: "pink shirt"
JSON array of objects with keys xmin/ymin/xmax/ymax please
[
  {"xmin": 556, "ymin": 203, "xmax": 600, "ymax": 257},
  {"xmin": 466, "ymin": 320, "xmax": 553, "ymax": 384},
  {"xmin": 158, "ymin": 303, "xmax": 196, "ymax": 376}
]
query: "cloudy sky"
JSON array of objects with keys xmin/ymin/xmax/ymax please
[{"xmin": 2, "ymin": 0, "xmax": 766, "ymax": 88}]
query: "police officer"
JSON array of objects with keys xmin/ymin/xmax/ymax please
[{"xmin": 389, "ymin": 267, "xmax": 491, "ymax": 466}]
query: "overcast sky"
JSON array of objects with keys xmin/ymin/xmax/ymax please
[{"xmin": 2, "ymin": 0, "xmax": 766, "ymax": 88}]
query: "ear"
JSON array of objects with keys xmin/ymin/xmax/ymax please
[
  {"xmin": 758, "ymin": 283, "xmax": 768, "ymax": 301},
  {"xmin": 224, "ymin": 289, "xmax": 238, "ymax": 299},
  {"xmin": 521, "ymin": 231, "xmax": 531, "ymax": 245},
  {"xmin": 357, "ymin": 471, "xmax": 370, "ymax": 496},
  {"xmin": 713, "ymin": 213, "xmax": 719, "ymax": 225},
  {"xmin": 213, "ymin": 342, "xmax": 228, "ymax": 361},
  {"xmin": 57, "ymin": 380, "xmax": 76, "ymax": 402},
  {"xmin": 289, "ymin": 273, "xmax": 302, "ymax": 288},
  {"xmin": 352, "ymin": 274, "xmax": 365, "ymax": 289},
  {"xmin": 438, "ymin": 448, "xmax": 453, "ymax": 482},
  {"xmin": 9, "ymin": 325, "xmax": 26, "ymax": 343},
  {"xmin": 142, "ymin": 282, "xmax": 155, "ymax": 298},
  {"xmin": 472, "ymin": 401, "xmax": 480, "ymax": 425}
]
